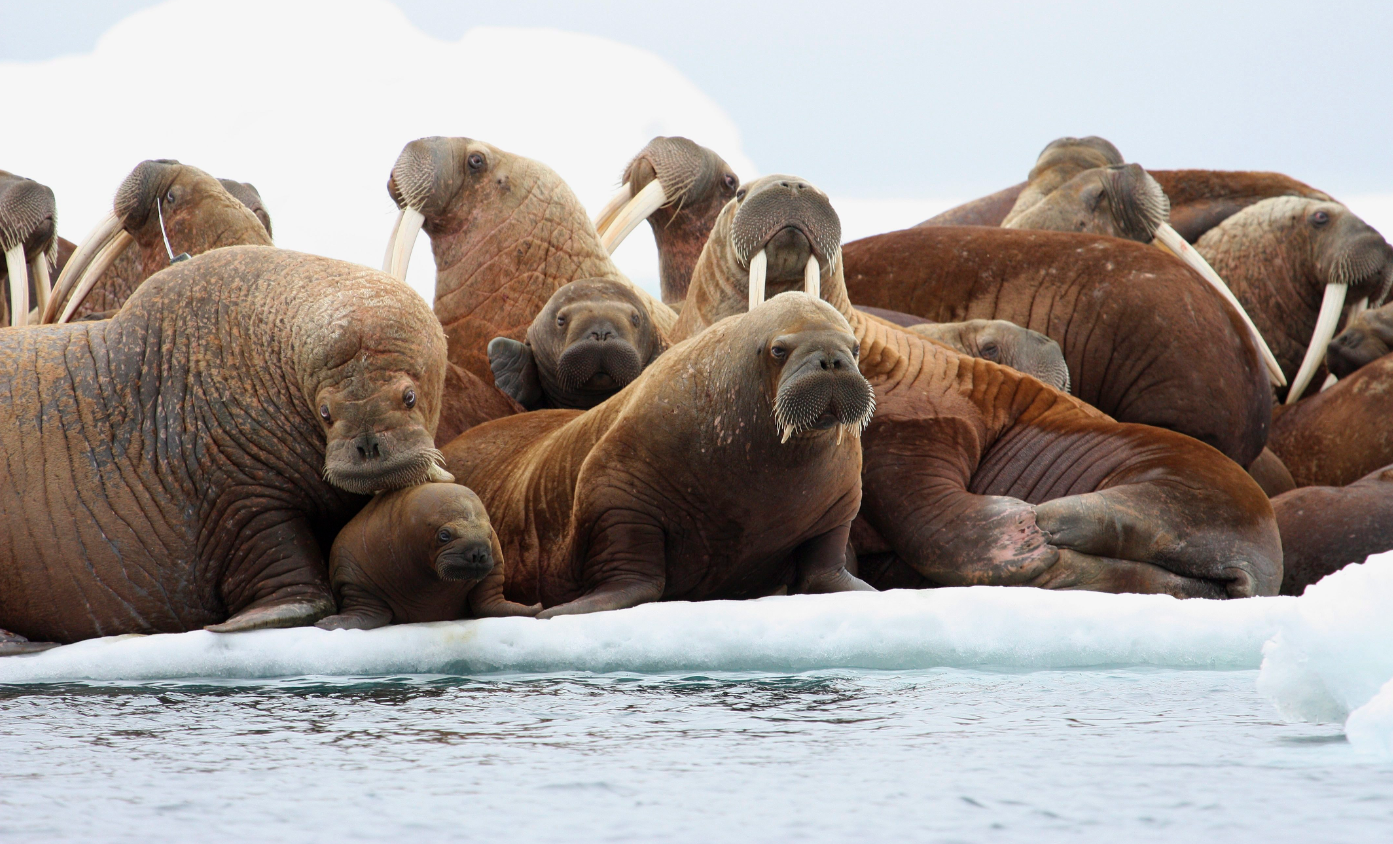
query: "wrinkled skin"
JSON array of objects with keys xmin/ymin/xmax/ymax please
[
  {"xmin": 1273, "ymin": 464, "xmax": 1393, "ymax": 595},
  {"xmin": 1000, "ymin": 136, "xmax": 1124, "ymax": 227},
  {"xmin": 920, "ymin": 167, "xmax": 1331, "ymax": 243},
  {"xmin": 489, "ymin": 278, "xmax": 666, "ymax": 410},
  {"xmin": 1003, "ymin": 162, "xmax": 1170, "ymax": 244},
  {"xmin": 1197, "ymin": 197, "xmax": 1393, "ymax": 401},
  {"xmin": 905, "ymin": 319, "xmax": 1070, "ymax": 393},
  {"xmin": 384, "ymin": 137, "xmax": 676, "ymax": 439},
  {"xmin": 66, "ymin": 160, "xmax": 274, "ymax": 319},
  {"xmin": 1327, "ymin": 301, "xmax": 1393, "ymax": 379},
  {"xmin": 1269, "ymin": 354, "xmax": 1393, "ymax": 487},
  {"xmin": 0, "ymin": 170, "xmax": 58, "ymax": 327},
  {"xmin": 0, "ymin": 248, "xmax": 447, "ymax": 650},
  {"xmin": 316, "ymin": 482, "xmax": 540, "ymax": 630},
  {"xmin": 443, "ymin": 294, "xmax": 875, "ymax": 617},
  {"xmin": 677, "ymin": 175, "xmax": 1282, "ymax": 598}
]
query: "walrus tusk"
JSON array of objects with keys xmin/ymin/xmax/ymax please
[
  {"xmin": 382, "ymin": 208, "xmax": 405, "ymax": 273},
  {"xmin": 30, "ymin": 255, "xmax": 51, "ymax": 317},
  {"xmin": 592, "ymin": 184, "xmax": 633, "ymax": 240},
  {"xmin": 58, "ymin": 230, "xmax": 133, "ymax": 323},
  {"xmin": 5, "ymin": 246, "xmax": 28, "ymax": 327},
  {"xmin": 747, "ymin": 248, "xmax": 768, "ymax": 312},
  {"xmin": 781, "ymin": 424, "xmax": 794, "ymax": 444},
  {"xmin": 45, "ymin": 211, "xmax": 125, "ymax": 323},
  {"xmin": 804, "ymin": 255, "xmax": 820, "ymax": 299},
  {"xmin": 1152, "ymin": 223, "xmax": 1286, "ymax": 387},
  {"xmin": 1285, "ymin": 282, "xmax": 1349, "ymax": 404},
  {"xmin": 385, "ymin": 206, "xmax": 425, "ymax": 282},
  {"xmin": 599, "ymin": 180, "xmax": 666, "ymax": 255},
  {"xmin": 426, "ymin": 463, "xmax": 456, "ymax": 484}
]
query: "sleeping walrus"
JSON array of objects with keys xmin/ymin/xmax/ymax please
[
  {"xmin": 0, "ymin": 247, "xmax": 448, "ymax": 652},
  {"xmin": 443, "ymin": 292, "xmax": 876, "ymax": 617}
]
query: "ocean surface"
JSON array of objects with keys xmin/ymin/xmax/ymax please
[{"xmin": 3, "ymin": 668, "xmax": 1390, "ymax": 843}]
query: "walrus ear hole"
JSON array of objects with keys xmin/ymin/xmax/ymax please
[{"xmin": 488, "ymin": 337, "xmax": 543, "ymax": 409}]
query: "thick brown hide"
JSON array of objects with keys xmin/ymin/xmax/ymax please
[
  {"xmin": 1269, "ymin": 353, "xmax": 1393, "ymax": 487},
  {"xmin": 1273, "ymin": 465, "xmax": 1393, "ymax": 595}
]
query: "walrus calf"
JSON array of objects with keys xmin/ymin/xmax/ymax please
[
  {"xmin": 316, "ymin": 483, "xmax": 541, "ymax": 630},
  {"xmin": 0, "ymin": 247, "xmax": 447, "ymax": 650},
  {"xmin": 488, "ymin": 277, "xmax": 665, "ymax": 409},
  {"xmin": 443, "ymin": 292, "xmax": 876, "ymax": 618}
]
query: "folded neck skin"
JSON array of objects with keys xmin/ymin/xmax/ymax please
[{"xmin": 382, "ymin": 137, "xmax": 676, "ymax": 383}]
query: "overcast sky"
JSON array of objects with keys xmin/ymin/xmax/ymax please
[{"xmin": 4, "ymin": 0, "xmax": 1391, "ymax": 198}]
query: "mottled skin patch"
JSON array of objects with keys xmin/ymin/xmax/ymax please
[{"xmin": 0, "ymin": 247, "xmax": 446, "ymax": 644}]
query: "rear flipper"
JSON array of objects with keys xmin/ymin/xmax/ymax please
[
  {"xmin": 536, "ymin": 513, "xmax": 666, "ymax": 619},
  {"xmin": 0, "ymin": 629, "xmax": 58, "ymax": 656},
  {"xmin": 1027, "ymin": 549, "xmax": 1226, "ymax": 598},
  {"xmin": 207, "ymin": 595, "xmax": 336, "ymax": 633}
]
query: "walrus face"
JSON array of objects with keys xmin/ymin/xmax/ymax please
[
  {"xmin": 728, "ymin": 175, "xmax": 842, "ymax": 309},
  {"xmin": 1327, "ymin": 304, "xmax": 1393, "ymax": 378},
  {"xmin": 318, "ymin": 373, "xmax": 444, "ymax": 495},
  {"xmin": 489, "ymin": 278, "xmax": 664, "ymax": 410},
  {"xmin": 405, "ymin": 483, "xmax": 497, "ymax": 583},
  {"xmin": 911, "ymin": 319, "xmax": 1072, "ymax": 393},
  {"xmin": 750, "ymin": 293, "xmax": 874, "ymax": 444},
  {"xmin": 1003, "ymin": 163, "xmax": 1170, "ymax": 243},
  {"xmin": 1, "ymin": 171, "xmax": 58, "ymax": 327}
]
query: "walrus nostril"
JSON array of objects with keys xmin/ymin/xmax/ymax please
[{"xmin": 354, "ymin": 432, "xmax": 382, "ymax": 461}]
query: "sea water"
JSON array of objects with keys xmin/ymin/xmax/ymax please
[{"xmin": 2, "ymin": 668, "xmax": 1389, "ymax": 843}]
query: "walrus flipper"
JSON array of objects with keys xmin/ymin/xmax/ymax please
[
  {"xmin": 315, "ymin": 586, "xmax": 394, "ymax": 631},
  {"xmin": 468, "ymin": 533, "xmax": 543, "ymax": 618},
  {"xmin": 791, "ymin": 524, "xmax": 876, "ymax": 594},
  {"xmin": 206, "ymin": 596, "xmax": 336, "ymax": 634},
  {"xmin": 0, "ymin": 629, "xmax": 59, "ymax": 656},
  {"xmin": 488, "ymin": 337, "xmax": 543, "ymax": 409},
  {"xmin": 536, "ymin": 517, "xmax": 666, "ymax": 619}
]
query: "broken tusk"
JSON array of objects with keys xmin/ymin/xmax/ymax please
[
  {"xmin": 45, "ymin": 211, "xmax": 125, "ymax": 323},
  {"xmin": 804, "ymin": 255, "xmax": 821, "ymax": 299},
  {"xmin": 592, "ymin": 184, "xmax": 633, "ymax": 240},
  {"xmin": 58, "ymin": 230, "xmax": 133, "ymax": 324},
  {"xmin": 747, "ymin": 248, "xmax": 768, "ymax": 312},
  {"xmin": 599, "ymin": 180, "xmax": 667, "ymax": 255},
  {"xmin": 385, "ymin": 206, "xmax": 425, "ymax": 282},
  {"xmin": 1285, "ymin": 282, "xmax": 1349, "ymax": 405},
  {"xmin": 426, "ymin": 463, "xmax": 456, "ymax": 484},
  {"xmin": 5, "ymin": 245, "xmax": 28, "ymax": 328},
  {"xmin": 781, "ymin": 424, "xmax": 794, "ymax": 444},
  {"xmin": 1153, "ymin": 223, "xmax": 1286, "ymax": 387},
  {"xmin": 1320, "ymin": 372, "xmax": 1339, "ymax": 392},
  {"xmin": 29, "ymin": 256, "xmax": 51, "ymax": 318}
]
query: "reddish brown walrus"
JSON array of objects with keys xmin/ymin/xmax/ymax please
[
  {"xmin": 1272, "ymin": 464, "xmax": 1393, "ymax": 595},
  {"xmin": 1268, "ymin": 352, "xmax": 1393, "ymax": 488},
  {"xmin": 45, "ymin": 160, "xmax": 274, "ymax": 323},
  {"xmin": 0, "ymin": 247, "xmax": 449, "ymax": 653},
  {"xmin": 380, "ymin": 137, "xmax": 677, "ymax": 444},
  {"xmin": 442, "ymin": 293, "xmax": 876, "ymax": 617},
  {"xmin": 673, "ymin": 174, "xmax": 1282, "ymax": 597}
]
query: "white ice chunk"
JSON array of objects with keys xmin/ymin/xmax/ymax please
[
  {"xmin": 0, "ymin": 587, "xmax": 1295, "ymax": 684},
  {"xmin": 1346, "ymin": 678, "xmax": 1393, "ymax": 759}
]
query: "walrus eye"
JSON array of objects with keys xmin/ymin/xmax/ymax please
[
  {"xmin": 630, "ymin": 312, "xmax": 640, "ymax": 327},
  {"xmin": 1311, "ymin": 210, "xmax": 1331, "ymax": 227},
  {"xmin": 736, "ymin": 188, "xmax": 747, "ymax": 201},
  {"xmin": 980, "ymin": 342, "xmax": 1001, "ymax": 361},
  {"xmin": 467, "ymin": 153, "xmax": 486, "ymax": 172},
  {"xmin": 319, "ymin": 404, "xmax": 331, "ymax": 423},
  {"xmin": 556, "ymin": 314, "xmax": 567, "ymax": 327},
  {"xmin": 437, "ymin": 529, "xmax": 452, "ymax": 544},
  {"xmin": 723, "ymin": 174, "xmax": 738, "ymax": 191},
  {"xmin": 164, "ymin": 188, "xmax": 177, "ymax": 206},
  {"xmin": 770, "ymin": 344, "xmax": 787, "ymax": 361},
  {"xmin": 403, "ymin": 387, "xmax": 417, "ymax": 409}
]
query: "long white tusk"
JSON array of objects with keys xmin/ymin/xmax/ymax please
[
  {"xmin": 5, "ymin": 245, "xmax": 28, "ymax": 327},
  {"xmin": 29, "ymin": 256, "xmax": 51, "ymax": 318},
  {"xmin": 592, "ymin": 184, "xmax": 633, "ymax": 239},
  {"xmin": 386, "ymin": 207, "xmax": 425, "ymax": 282},
  {"xmin": 45, "ymin": 211, "xmax": 124, "ymax": 323},
  {"xmin": 58, "ymin": 230, "xmax": 133, "ymax": 323},
  {"xmin": 599, "ymin": 180, "xmax": 667, "ymax": 255},
  {"xmin": 1285, "ymin": 282, "xmax": 1349, "ymax": 404},
  {"xmin": 1153, "ymin": 223, "xmax": 1286, "ymax": 387},
  {"xmin": 382, "ymin": 208, "xmax": 405, "ymax": 273},
  {"xmin": 747, "ymin": 248, "xmax": 768, "ymax": 312},
  {"xmin": 803, "ymin": 255, "xmax": 821, "ymax": 299},
  {"xmin": 1318, "ymin": 297, "xmax": 1364, "ymax": 392}
]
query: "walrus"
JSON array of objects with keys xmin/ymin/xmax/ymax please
[
  {"xmin": 1327, "ymin": 302, "xmax": 1393, "ymax": 379},
  {"xmin": 488, "ymin": 277, "xmax": 666, "ymax": 410},
  {"xmin": 999, "ymin": 135, "xmax": 1124, "ymax": 227},
  {"xmin": 1273, "ymin": 464, "xmax": 1393, "ymax": 595},
  {"xmin": 0, "ymin": 247, "xmax": 448, "ymax": 651},
  {"xmin": 1268, "ymin": 352, "xmax": 1393, "ymax": 488},
  {"xmin": 1197, "ymin": 197, "xmax": 1393, "ymax": 402},
  {"xmin": 442, "ymin": 292, "xmax": 876, "ymax": 617},
  {"xmin": 903, "ymin": 318, "xmax": 1071, "ymax": 393},
  {"xmin": 316, "ymin": 482, "xmax": 541, "ymax": 630},
  {"xmin": 592, "ymin": 137, "xmax": 1272, "ymax": 467},
  {"xmin": 218, "ymin": 178, "xmax": 274, "ymax": 239},
  {"xmin": 0, "ymin": 170, "xmax": 58, "ymax": 327},
  {"xmin": 672, "ymin": 174, "xmax": 1281, "ymax": 597},
  {"xmin": 45, "ymin": 159, "xmax": 273, "ymax": 323}
]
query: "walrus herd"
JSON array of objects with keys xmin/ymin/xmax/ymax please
[{"xmin": 2, "ymin": 130, "xmax": 1391, "ymax": 653}]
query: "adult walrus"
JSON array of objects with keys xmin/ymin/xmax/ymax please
[
  {"xmin": 0, "ymin": 170, "xmax": 58, "ymax": 327},
  {"xmin": 673, "ymin": 174, "xmax": 1281, "ymax": 597},
  {"xmin": 45, "ymin": 159, "xmax": 274, "ymax": 323},
  {"xmin": 0, "ymin": 247, "xmax": 448, "ymax": 652},
  {"xmin": 316, "ymin": 482, "xmax": 541, "ymax": 630},
  {"xmin": 1272, "ymin": 465, "xmax": 1393, "ymax": 595},
  {"xmin": 1267, "ymin": 353, "xmax": 1393, "ymax": 488},
  {"xmin": 442, "ymin": 293, "xmax": 876, "ymax": 617},
  {"xmin": 488, "ymin": 277, "xmax": 666, "ymax": 410}
]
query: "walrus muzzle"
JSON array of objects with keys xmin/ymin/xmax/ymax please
[
  {"xmin": 324, "ymin": 441, "xmax": 447, "ymax": 495},
  {"xmin": 773, "ymin": 348, "xmax": 875, "ymax": 445},
  {"xmin": 435, "ymin": 537, "xmax": 495, "ymax": 582},
  {"xmin": 555, "ymin": 337, "xmax": 645, "ymax": 393},
  {"xmin": 734, "ymin": 180, "xmax": 841, "ymax": 312}
]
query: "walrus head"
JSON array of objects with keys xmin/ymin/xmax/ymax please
[
  {"xmin": 403, "ymin": 482, "xmax": 498, "ymax": 583},
  {"xmin": 909, "ymin": 319, "xmax": 1072, "ymax": 393},
  {"xmin": 1002, "ymin": 136, "xmax": 1124, "ymax": 225},
  {"xmin": 218, "ymin": 178, "xmax": 274, "ymax": 239},
  {"xmin": 1327, "ymin": 302, "xmax": 1393, "ymax": 378},
  {"xmin": 1003, "ymin": 163, "xmax": 1170, "ymax": 243},
  {"xmin": 47, "ymin": 160, "xmax": 273, "ymax": 323},
  {"xmin": 488, "ymin": 277, "xmax": 666, "ymax": 409},
  {"xmin": 730, "ymin": 175, "xmax": 842, "ymax": 311},
  {"xmin": 594, "ymin": 136, "xmax": 740, "ymax": 303},
  {"xmin": 748, "ymin": 292, "xmax": 874, "ymax": 444},
  {"xmin": 0, "ymin": 170, "xmax": 58, "ymax": 327}
]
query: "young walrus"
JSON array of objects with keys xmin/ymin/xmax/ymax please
[
  {"xmin": 316, "ymin": 482, "xmax": 541, "ymax": 630},
  {"xmin": 443, "ymin": 292, "xmax": 877, "ymax": 618}
]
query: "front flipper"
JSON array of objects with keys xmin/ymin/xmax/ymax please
[
  {"xmin": 0, "ymin": 629, "xmax": 59, "ymax": 656},
  {"xmin": 211, "ymin": 514, "xmax": 338, "ymax": 633},
  {"xmin": 315, "ymin": 583, "xmax": 394, "ymax": 631},
  {"xmin": 207, "ymin": 596, "xmax": 336, "ymax": 633},
  {"xmin": 488, "ymin": 337, "xmax": 543, "ymax": 409},
  {"xmin": 468, "ymin": 532, "xmax": 543, "ymax": 618},
  {"xmin": 792, "ymin": 524, "xmax": 876, "ymax": 594},
  {"xmin": 1028, "ymin": 549, "xmax": 1226, "ymax": 598},
  {"xmin": 536, "ymin": 513, "xmax": 666, "ymax": 619}
]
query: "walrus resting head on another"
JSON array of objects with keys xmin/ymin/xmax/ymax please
[
  {"xmin": 317, "ymin": 482, "xmax": 541, "ymax": 630},
  {"xmin": 0, "ymin": 247, "xmax": 447, "ymax": 646},
  {"xmin": 906, "ymin": 319, "xmax": 1071, "ymax": 392},
  {"xmin": 0, "ymin": 170, "xmax": 58, "ymax": 327},
  {"xmin": 1002, "ymin": 162, "xmax": 1170, "ymax": 245},
  {"xmin": 1326, "ymin": 301, "xmax": 1393, "ymax": 379},
  {"xmin": 489, "ymin": 278, "xmax": 666, "ymax": 410},
  {"xmin": 1000, "ymin": 136, "xmax": 1123, "ymax": 226},
  {"xmin": 593, "ymin": 135, "xmax": 741, "ymax": 304},
  {"xmin": 46, "ymin": 159, "xmax": 273, "ymax": 323},
  {"xmin": 443, "ymin": 291, "xmax": 875, "ymax": 618}
]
